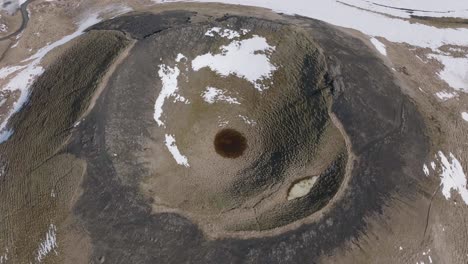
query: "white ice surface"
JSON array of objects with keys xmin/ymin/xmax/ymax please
[
  {"xmin": 192, "ymin": 35, "xmax": 276, "ymax": 91},
  {"xmin": 35, "ymin": 224, "xmax": 58, "ymax": 263},
  {"xmin": 202, "ymin": 86, "xmax": 240, "ymax": 104},
  {"xmin": 462, "ymin": 112, "xmax": 468, "ymax": 122},
  {"xmin": 164, "ymin": 134, "xmax": 189, "ymax": 167},
  {"xmin": 437, "ymin": 151, "xmax": 468, "ymax": 204},
  {"xmin": 370, "ymin": 37, "xmax": 387, "ymax": 56}
]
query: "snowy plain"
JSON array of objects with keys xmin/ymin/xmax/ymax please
[{"xmin": 341, "ymin": 0, "xmax": 468, "ymax": 19}]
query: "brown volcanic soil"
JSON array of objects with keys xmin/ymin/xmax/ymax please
[{"xmin": 100, "ymin": 15, "xmax": 349, "ymax": 236}]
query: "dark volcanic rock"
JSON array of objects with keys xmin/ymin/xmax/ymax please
[{"xmin": 87, "ymin": 11, "xmax": 196, "ymax": 39}]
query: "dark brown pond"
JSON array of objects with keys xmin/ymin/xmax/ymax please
[{"xmin": 214, "ymin": 128, "xmax": 247, "ymax": 158}]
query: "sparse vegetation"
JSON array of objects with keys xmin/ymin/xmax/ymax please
[{"xmin": 0, "ymin": 31, "xmax": 129, "ymax": 263}]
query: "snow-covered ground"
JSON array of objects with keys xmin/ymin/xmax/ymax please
[
  {"xmin": 35, "ymin": 224, "xmax": 58, "ymax": 263},
  {"xmin": 192, "ymin": 35, "xmax": 276, "ymax": 92},
  {"xmin": 341, "ymin": 0, "xmax": 468, "ymax": 19},
  {"xmin": 202, "ymin": 86, "xmax": 240, "ymax": 104},
  {"xmin": 429, "ymin": 54, "xmax": 468, "ymax": 92},
  {"xmin": 155, "ymin": 0, "xmax": 468, "ymax": 48},
  {"xmin": 462, "ymin": 112, "xmax": 468, "ymax": 122},
  {"xmin": 154, "ymin": 64, "xmax": 182, "ymax": 127},
  {"xmin": 0, "ymin": 0, "xmax": 20, "ymax": 14},
  {"xmin": 287, "ymin": 176, "xmax": 318, "ymax": 200},
  {"xmin": 155, "ymin": 27, "xmax": 274, "ymax": 165},
  {"xmin": 435, "ymin": 91, "xmax": 458, "ymax": 101},
  {"xmin": 238, "ymin": 114, "xmax": 256, "ymax": 126},
  {"xmin": 154, "ymin": 0, "xmax": 468, "ymax": 96},
  {"xmin": 0, "ymin": 24, "xmax": 8, "ymax": 33},
  {"xmin": 0, "ymin": 248, "xmax": 8, "ymax": 264},
  {"xmin": 425, "ymin": 152, "xmax": 468, "ymax": 205},
  {"xmin": 164, "ymin": 134, "xmax": 190, "ymax": 167},
  {"xmin": 370, "ymin": 37, "xmax": 387, "ymax": 56},
  {"xmin": 438, "ymin": 152, "xmax": 468, "ymax": 205},
  {"xmin": 205, "ymin": 27, "xmax": 243, "ymax": 39}
]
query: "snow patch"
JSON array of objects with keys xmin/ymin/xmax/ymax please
[
  {"xmin": 175, "ymin": 53, "xmax": 186, "ymax": 62},
  {"xmin": 423, "ymin": 164, "xmax": 429, "ymax": 176},
  {"xmin": 0, "ymin": 129, "xmax": 13, "ymax": 144},
  {"xmin": 239, "ymin": 114, "xmax": 256, "ymax": 126},
  {"xmin": 429, "ymin": 54, "xmax": 468, "ymax": 92},
  {"xmin": 201, "ymin": 86, "xmax": 240, "ymax": 105},
  {"xmin": 461, "ymin": 112, "xmax": 468, "ymax": 122},
  {"xmin": 192, "ymin": 35, "xmax": 276, "ymax": 92},
  {"xmin": 164, "ymin": 134, "xmax": 189, "ymax": 167},
  {"xmin": 437, "ymin": 151, "xmax": 468, "ymax": 204},
  {"xmin": 0, "ymin": 65, "xmax": 27, "ymax": 79},
  {"xmin": 35, "ymin": 224, "xmax": 58, "ymax": 263},
  {"xmin": 288, "ymin": 176, "xmax": 319, "ymax": 200},
  {"xmin": 218, "ymin": 120, "xmax": 229, "ymax": 127},
  {"xmin": 151, "ymin": 0, "xmax": 468, "ymax": 94},
  {"xmin": 154, "ymin": 64, "xmax": 181, "ymax": 127},
  {"xmin": 0, "ymin": 248, "xmax": 8, "ymax": 264},
  {"xmin": 205, "ymin": 27, "xmax": 240, "ymax": 39},
  {"xmin": 435, "ymin": 90, "xmax": 458, "ymax": 101},
  {"xmin": 370, "ymin": 37, "xmax": 387, "ymax": 56},
  {"xmin": 0, "ymin": 24, "xmax": 8, "ymax": 33}
]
